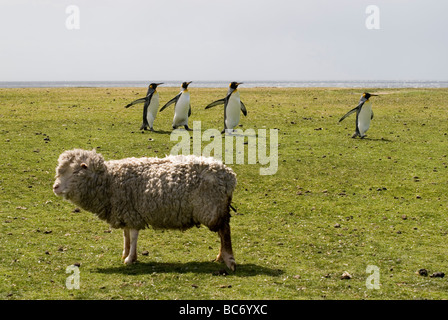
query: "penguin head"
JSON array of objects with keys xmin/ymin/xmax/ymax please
[
  {"xmin": 181, "ymin": 81, "xmax": 192, "ymax": 90},
  {"xmin": 229, "ymin": 82, "xmax": 243, "ymax": 90},
  {"xmin": 149, "ymin": 83, "xmax": 163, "ymax": 90},
  {"xmin": 228, "ymin": 82, "xmax": 243, "ymax": 95},
  {"xmin": 362, "ymin": 92, "xmax": 378, "ymax": 100}
]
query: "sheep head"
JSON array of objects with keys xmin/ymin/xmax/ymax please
[{"xmin": 53, "ymin": 149, "xmax": 106, "ymax": 201}]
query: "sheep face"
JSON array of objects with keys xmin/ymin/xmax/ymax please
[
  {"xmin": 53, "ymin": 149, "xmax": 106, "ymax": 201},
  {"xmin": 53, "ymin": 160, "xmax": 84, "ymax": 199}
]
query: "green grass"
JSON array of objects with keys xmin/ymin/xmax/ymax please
[{"xmin": 1, "ymin": 86, "xmax": 448, "ymax": 299}]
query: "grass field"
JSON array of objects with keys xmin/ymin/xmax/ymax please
[{"xmin": 1, "ymin": 86, "xmax": 448, "ymax": 300}]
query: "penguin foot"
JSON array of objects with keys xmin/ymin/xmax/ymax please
[
  {"xmin": 184, "ymin": 125, "xmax": 192, "ymax": 131},
  {"xmin": 221, "ymin": 129, "xmax": 234, "ymax": 135},
  {"xmin": 351, "ymin": 133, "xmax": 359, "ymax": 139}
]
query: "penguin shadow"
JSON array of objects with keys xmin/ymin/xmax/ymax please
[
  {"xmin": 357, "ymin": 136, "xmax": 393, "ymax": 142},
  {"xmin": 95, "ymin": 261, "xmax": 283, "ymax": 277},
  {"xmin": 223, "ymin": 132, "xmax": 257, "ymax": 139},
  {"xmin": 147, "ymin": 129, "xmax": 173, "ymax": 135}
]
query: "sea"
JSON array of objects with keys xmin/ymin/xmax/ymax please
[{"xmin": 0, "ymin": 80, "xmax": 447, "ymax": 89}]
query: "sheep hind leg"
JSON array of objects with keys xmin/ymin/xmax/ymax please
[
  {"xmin": 124, "ymin": 229, "xmax": 139, "ymax": 265},
  {"xmin": 216, "ymin": 222, "xmax": 236, "ymax": 271}
]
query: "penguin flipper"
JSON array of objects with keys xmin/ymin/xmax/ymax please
[
  {"xmin": 205, "ymin": 98, "xmax": 226, "ymax": 109},
  {"xmin": 188, "ymin": 104, "xmax": 192, "ymax": 117},
  {"xmin": 240, "ymin": 101, "xmax": 247, "ymax": 116},
  {"xmin": 160, "ymin": 94, "xmax": 180, "ymax": 112},
  {"xmin": 125, "ymin": 97, "xmax": 147, "ymax": 108},
  {"xmin": 339, "ymin": 106, "xmax": 359, "ymax": 122},
  {"xmin": 371, "ymin": 110, "xmax": 374, "ymax": 120}
]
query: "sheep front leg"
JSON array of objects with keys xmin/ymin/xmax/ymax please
[
  {"xmin": 216, "ymin": 222, "xmax": 236, "ymax": 271},
  {"xmin": 124, "ymin": 229, "xmax": 139, "ymax": 265},
  {"xmin": 122, "ymin": 228, "xmax": 130, "ymax": 260}
]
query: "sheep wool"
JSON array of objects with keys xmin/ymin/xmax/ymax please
[{"xmin": 53, "ymin": 149, "xmax": 237, "ymax": 271}]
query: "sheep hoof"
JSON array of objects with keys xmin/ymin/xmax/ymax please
[
  {"xmin": 124, "ymin": 256, "xmax": 137, "ymax": 265},
  {"xmin": 215, "ymin": 254, "xmax": 236, "ymax": 272},
  {"xmin": 225, "ymin": 259, "xmax": 236, "ymax": 272}
]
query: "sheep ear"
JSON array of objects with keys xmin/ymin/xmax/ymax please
[{"xmin": 80, "ymin": 163, "xmax": 88, "ymax": 169}]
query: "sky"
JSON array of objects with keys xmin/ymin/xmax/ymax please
[{"xmin": 0, "ymin": 0, "xmax": 447, "ymax": 82}]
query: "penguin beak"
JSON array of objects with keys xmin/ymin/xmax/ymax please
[
  {"xmin": 157, "ymin": 83, "xmax": 164, "ymax": 86},
  {"xmin": 370, "ymin": 94, "xmax": 378, "ymax": 96}
]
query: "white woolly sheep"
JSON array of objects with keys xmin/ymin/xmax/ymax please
[{"xmin": 53, "ymin": 149, "xmax": 237, "ymax": 271}]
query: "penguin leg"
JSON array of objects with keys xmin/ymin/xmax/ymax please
[
  {"xmin": 352, "ymin": 126, "xmax": 361, "ymax": 138},
  {"xmin": 184, "ymin": 125, "xmax": 193, "ymax": 131}
]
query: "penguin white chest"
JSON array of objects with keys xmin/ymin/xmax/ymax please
[
  {"xmin": 147, "ymin": 93, "xmax": 159, "ymax": 125},
  {"xmin": 225, "ymin": 92, "xmax": 241, "ymax": 130},
  {"xmin": 174, "ymin": 92, "xmax": 190, "ymax": 126},
  {"xmin": 358, "ymin": 101, "xmax": 372, "ymax": 136}
]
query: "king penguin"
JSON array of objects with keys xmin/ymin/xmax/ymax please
[
  {"xmin": 124, "ymin": 82, "xmax": 163, "ymax": 131},
  {"xmin": 160, "ymin": 81, "xmax": 193, "ymax": 131},
  {"xmin": 205, "ymin": 81, "xmax": 247, "ymax": 133},
  {"xmin": 339, "ymin": 92, "xmax": 378, "ymax": 138}
]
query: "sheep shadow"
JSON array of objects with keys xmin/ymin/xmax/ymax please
[{"xmin": 95, "ymin": 261, "xmax": 283, "ymax": 277}]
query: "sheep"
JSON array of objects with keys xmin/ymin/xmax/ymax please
[{"xmin": 53, "ymin": 149, "xmax": 237, "ymax": 271}]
